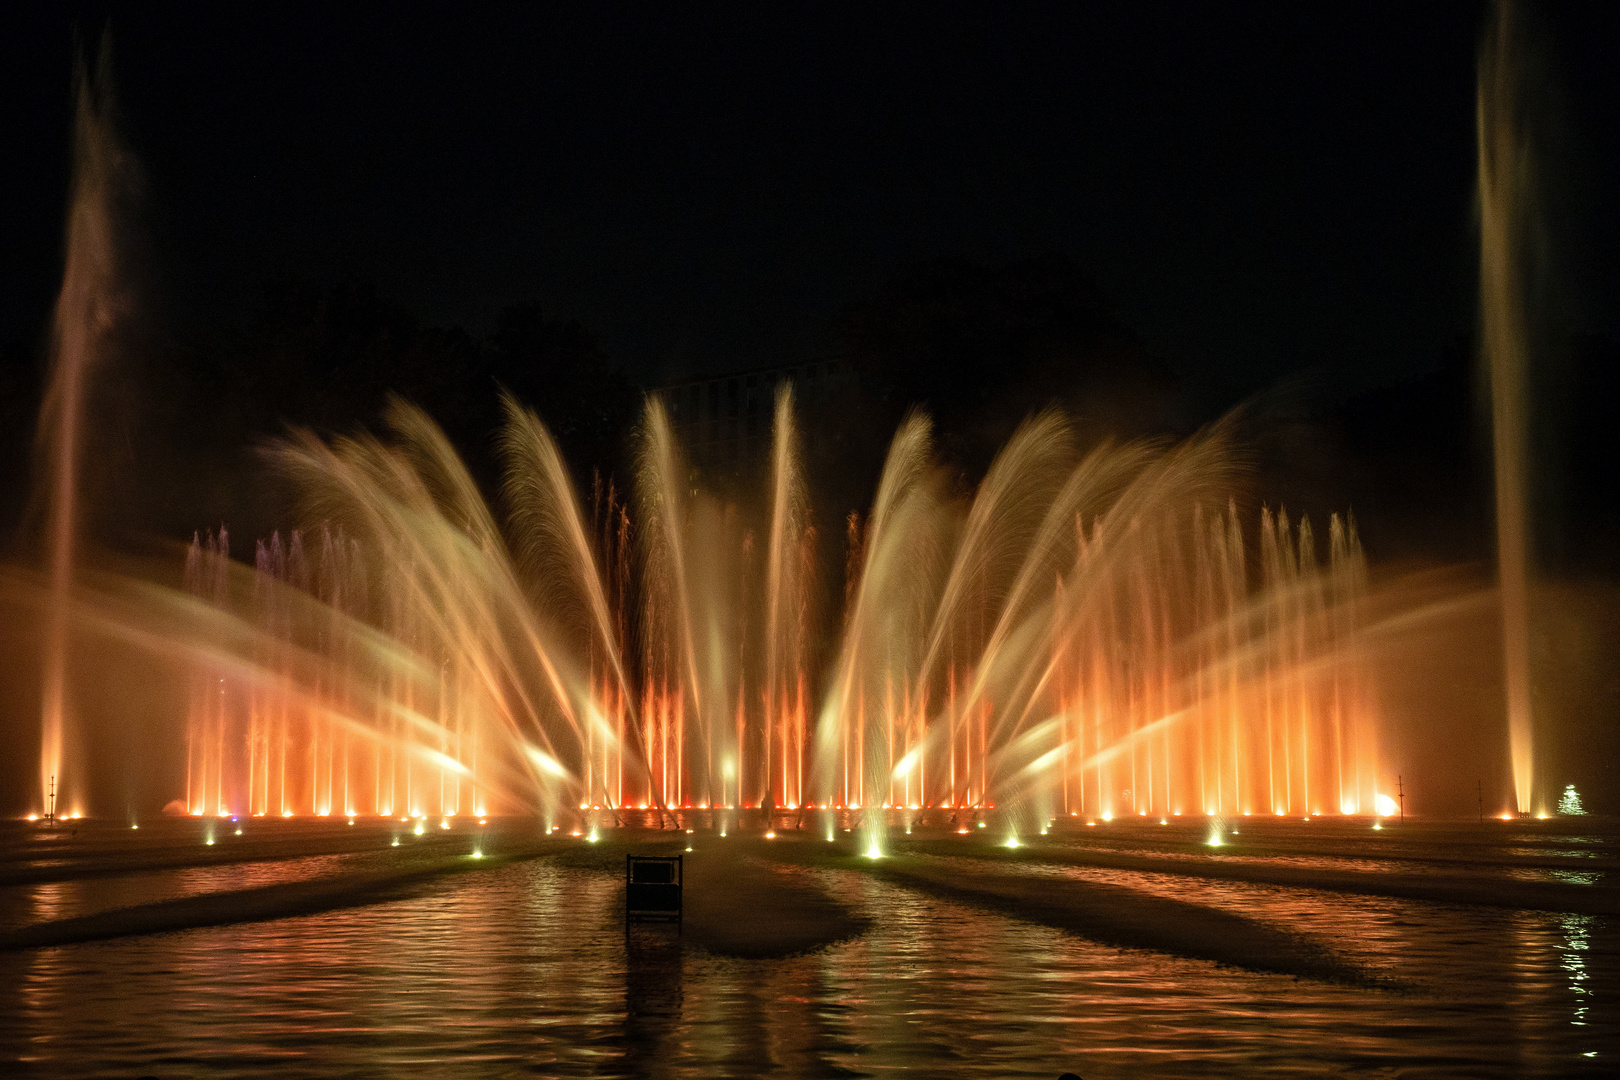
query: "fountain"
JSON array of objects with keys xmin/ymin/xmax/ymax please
[
  {"xmin": 1478, "ymin": 0, "xmax": 1539, "ymax": 815},
  {"xmin": 33, "ymin": 41, "xmax": 132, "ymax": 822},
  {"xmin": 157, "ymin": 389, "xmax": 1380, "ymax": 828},
  {"xmin": 13, "ymin": 12, "xmax": 1558, "ymax": 827}
]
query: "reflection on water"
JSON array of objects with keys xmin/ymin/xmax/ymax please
[
  {"xmin": 0, "ymin": 853, "xmax": 364, "ymax": 933},
  {"xmin": 0, "ymin": 831, "xmax": 1615, "ymax": 1077}
]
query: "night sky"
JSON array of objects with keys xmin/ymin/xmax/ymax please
[{"xmin": 1, "ymin": 4, "xmax": 1612, "ymax": 395}]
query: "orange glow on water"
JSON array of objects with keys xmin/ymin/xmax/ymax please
[{"xmin": 108, "ymin": 382, "xmax": 1384, "ymax": 827}]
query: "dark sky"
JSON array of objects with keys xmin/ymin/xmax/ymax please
[{"xmin": 2, "ymin": 2, "xmax": 1617, "ymax": 409}]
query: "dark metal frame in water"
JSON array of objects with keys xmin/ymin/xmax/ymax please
[{"xmin": 626, "ymin": 854, "xmax": 682, "ymax": 929}]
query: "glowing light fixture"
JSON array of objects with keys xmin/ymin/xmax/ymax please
[{"xmin": 1559, "ymin": 784, "xmax": 1586, "ymax": 816}]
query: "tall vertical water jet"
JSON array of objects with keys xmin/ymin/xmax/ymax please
[
  {"xmin": 763, "ymin": 384, "xmax": 809, "ymax": 810},
  {"xmin": 36, "ymin": 42, "xmax": 133, "ymax": 817},
  {"xmin": 1478, "ymin": 0, "xmax": 1537, "ymax": 814}
]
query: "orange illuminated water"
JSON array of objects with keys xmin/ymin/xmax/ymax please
[
  {"xmin": 34, "ymin": 46, "xmax": 132, "ymax": 823},
  {"xmin": 1478, "ymin": 0, "xmax": 1538, "ymax": 815},
  {"xmin": 164, "ymin": 397, "xmax": 1385, "ymax": 832},
  {"xmin": 0, "ymin": 817, "xmax": 1613, "ymax": 1077},
  {"xmin": 19, "ymin": 16, "xmax": 1536, "ymax": 838}
]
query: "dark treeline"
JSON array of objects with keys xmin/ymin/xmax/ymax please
[
  {"xmin": 3, "ymin": 251, "xmax": 1618, "ymax": 586},
  {"xmin": 35, "ymin": 281, "xmax": 639, "ymax": 551},
  {"xmin": 1320, "ymin": 329, "xmax": 1620, "ymax": 579}
]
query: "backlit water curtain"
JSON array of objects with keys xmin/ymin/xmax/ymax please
[{"xmin": 176, "ymin": 393, "xmax": 1380, "ymax": 826}]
